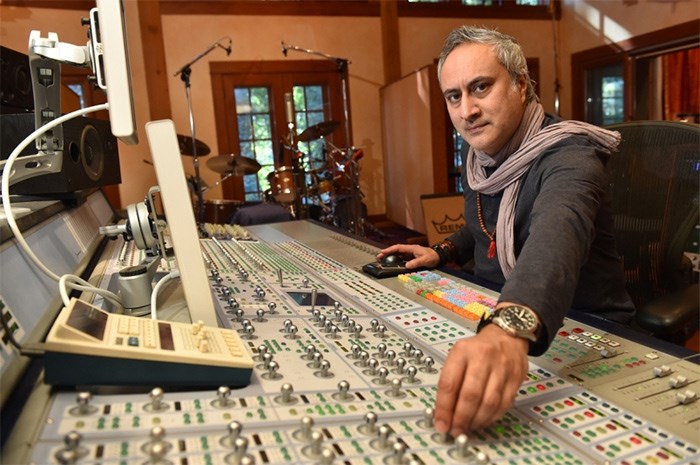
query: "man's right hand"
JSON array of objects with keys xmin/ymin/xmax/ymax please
[{"xmin": 377, "ymin": 244, "xmax": 441, "ymax": 269}]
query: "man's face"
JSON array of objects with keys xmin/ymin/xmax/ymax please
[{"xmin": 440, "ymin": 43, "xmax": 527, "ymax": 156}]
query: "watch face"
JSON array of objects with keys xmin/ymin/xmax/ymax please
[{"xmin": 500, "ymin": 306, "xmax": 538, "ymax": 332}]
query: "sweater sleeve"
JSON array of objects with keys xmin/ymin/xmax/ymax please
[{"xmin": 498, "ymin": 140, "xmax": 609, "ymax": 356}]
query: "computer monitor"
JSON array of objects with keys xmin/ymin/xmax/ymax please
[{"xmin": 89, "ymin": 0, "xmax": 138, "ymax": 144}]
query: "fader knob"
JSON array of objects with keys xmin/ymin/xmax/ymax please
[
  {"xmin": 145, "ymin": 387, "xmax": 169, "ymax": 412},
  {"xmin": 292, "ymin": 416, "xmax": 315, "ymax": 442},
  {"xmin": 404, "ymin": 366, "xmax": 419, "ymax": 384},
  {"xmin": 275, "ymin": 383, "xmax": 298, "ymax": 404},
  {"xmin": 255, "ymin": 344, "xmax": 268, "ymax": 361},
  {"xmin": 358, "ymin": 411, "xmax": 379, "ymax": 436},
  {"xmin": 385, "ymin": 441, "xmax": 408, "ymax": 465},
  {"xmin": 387, "ymin": 378, "xmax": 405, "ymax": 398},
  {"xmin": 70, "ymin": 391, "xmax": 97, "ymax": 416},
  {"xmin": 212, "ymin": 386, "xmax": 235, "ymax": 409},
  {"xmin": 267, "ymin": 301, "xmax": 277, "ymax": 314},
  {"xmin": 220, "ymin": 420, "xmax": 243, "ymax": 448},
  {"xmin": 302, "ymin": 431, "xmax": 324, "ymax": 459},
  {"xmin": 370, "ymin": 424, "xmax": 394, "ymax": 451},
  {"xmin": 676, "ymin": 390, "xmax": 698, "ymax": 405},
  {"xmin": 417, "ymin": 407, "xmax": 434, "ymax": 429},
  {"xmin": 333, "ymin": 380, "xmax": 352, "ymax": 401}
]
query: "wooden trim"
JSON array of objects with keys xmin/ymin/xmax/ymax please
[
  {"xmin": 137, "ymin": 0, "xmax": 171, "ymax": 121},
  {"xmin": 4, "ymin": 0, "xmax": 557, "ymax": 19},
  {"xmin": 427, "ymin": 63, "xmax": 449, "ymax": 194},
  {"xmin": 380, "ymin": 1, "xmax": 401, "ymax": 85}
]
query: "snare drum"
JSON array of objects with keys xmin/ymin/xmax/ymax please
[
  {"xmin": 267, "ymin": 167, "xmax": 297, "ymax": 203},
  {"xmin": 203, "ymin": 199, "xmax": 244, "ymax": 224}
]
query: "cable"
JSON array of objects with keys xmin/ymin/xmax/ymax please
[
  {"xmin": 1, "ymin": 103, "xmax": 109, "ymax": 282},
  {"xmin": 59, "ymin": 274, "xmax": 123, "ymax": 312},
  {"xmin": 150, "ymin": 270, "xmax": 181, "ymax": 320}
]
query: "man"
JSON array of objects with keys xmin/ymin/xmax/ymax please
[{"xmin": 378, "ymin": 26, "xmax": 634, "ymax": 436}]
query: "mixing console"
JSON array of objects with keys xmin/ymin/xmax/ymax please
[{"xmin": 7, "ymin": 220, "xmax": 700, "ymax": 464}]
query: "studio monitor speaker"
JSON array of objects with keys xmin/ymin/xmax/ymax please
[
  {"xmin": 1, "ymin": 46, "xmax": 34, "ymax": 113},
  {"xmin": 1, "ymin": 113, "xmax": 121, "ymax": 195}
]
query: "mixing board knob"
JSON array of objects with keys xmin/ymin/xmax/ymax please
[
  {"xmin": 264, "ymin": 361, "xmax": 281, "ymax": 379},
  {"xmin": 212, "ymin": 386, "xmax": 235, "ymax": 409},
  {"xmin": 422, "ymin": 357, "xmax": 436, "ymax": 373},
  {"xmin": 312, "ymin": 309, "xmax": 321, "ymax": 321},
  {"xmin": 404, "ymin": 366, "xmax": 419, "ymax": 384},
  {"xmin": 676, "ymin": 390, "xmax": 698, "ymax": 405},
  {"xmin": 240, "ymin": 270, "xmax": 249, "ymax": 281},
  {"xmin": 394, "ymin": 357, "xmax": 407, "ymax": 374},
  {"xmin": 255, "ymin": 344, "xmax": 268, "ymax": 361},
  {"xmin": 293, "ymin": 416, "xmax": 315, "ymax": 442},
  {"xmin": 255, "ymin": 287, "xmax": 266, "ymax": 300},
  {"xmin": 192, "ymin": 320, "xmax": 204, "ymax": 335},
  {"xmin": 333, "ymin": 380, "xmax": 353, "ymax": 401},
  {"xmin": 377, "ymin": 324, "xmax": 387, "ymax": 338},
  {"xmin": 145, "ymin": 387, "xmax": 169, "ymax": 412},
  {"xmin": 385, "ymin": 350, "xmax": 397, "ymax": 366},
  {"xmin": 55, "ymin": 430, "xmax": 88, "ymax": 462},
  {"xmin": 340, "ymin": 315, "xmax": 349, "ymax": 327},
  {"xmin": 308, "ymin": 351, "xmax": 323, "ymax": 368},
  {"xmin": 411, "ymin": 349, "xmax": 424, "ymax": 362},
  {"xmin": 359, "ymin": 411, "xmax": 379, "ymax": 436},
  {"xmin": 286, "ymin": 325, "xmax": 299, "ymax": 339},
  {"xmin": 242, "ymin": 323, "xmax": 256, "ymax": 339},
  {"xmin": 366, "ymin": 358, "xmax": 379, "ymax": 375},
  {"xmin": 387, "ymin": 378, "xmax": 405, "ymax": 398},
  {"xmin": 302, "ymin": 430, "xmax": 325, "ymax": 459},
  {"xmin": 305, "ymin": 344, "xmax": 317, "ymax": 360},
  {"xmin": 371, "ymin": 424, "xmax": 394, "ymax": 451},
  {"xmin": 317, "ymin": 315, "xmax": 327, "ymax": 327},
  {"xmin": 653, "ymin": 365, "xmax": 672, "ymax": 377},
  {"xmin": 385, "ymin": 440, "xmax": 408, "ymax": 465},
  {"xmin": 334, "ymin": 309, "xmax": 343, "ymax": 322},
  {"xmin": 276, "ymin": 383, "xmax": 298, "ymax": 404},
  {"xmin": 277, "ymin": 269, "xmax": 284, "ymax": 286},
  {"xmin": 316, "ymin": 359, "xmax": 333, "ymax": 378},
  {"xmin": 199, "ymin": 339, "xmax": 210, "ymax": 353},
  {"xmin": 418, "ymin": 407, "xmax": 434, "ymax": 429},
  {"xmin": 355, "ymin": 351, "xmax": 370, "ymax": 367},
  {"xmin": 328, "ymin": 325, "xmax": 340, "ymax": 339},
  {"xmin": 220, "ymin": 420, "xmax": 243, "ymax": 448},
  {"xmin": 669, "ymin": 375, "xmax": 689, "ymax": 389},
  {"xmin": 69, "ymin": 391, "xmax": 97, "ymax": 416},
  {"xmin": 303, "ymin": 277, "xmax": 310, "ymax": 287},
  {"xmin": 351, "ymin": 323, "xmax": 363, "ymax": 338},
  {"xmin": 54, "ymin": 449, "xmax": 78, "ymax": 465},
  {"xmin": 222, "ymin": 287, "xmax": 231, "ymax": 296},
  {"xmin": 227, "ymin": 298, "xmax": 239, "ymax": 310},
  {"xmin": 261, "ymin": 353, "xmax": 274, "ymax": 370},
  {"xmin": 376, "ymin": 343, "xmax": 387, "ymax": 358},
  {"xmin": 370, "ymin": 319, "xmax": 380, "ymax": 332},
  {"xmin": 144, "ymin": 441, "xmax": 170, "ymax": 465},
  {"xmin": 402, "ymin": 342, "xmax": 414, "ymax": 356},
  {"xmin": 141, "ymin": 426, "xmax": 173, "ymax": 459},
  {"xmin": 349, "ymin": 344, "xmax": 361, "ymax": 359},
  {"xmin": 324, "ymin": 320, "xmax": 334, "ymax": 333},
  {"xmin": 267, "ymin": 301, "xmax": 277, "ymax": 314},
  {"xmin": 255, "ymin": 309, "xmax": 266, "ymax": 322},
  {"xmin": 600, "ymin": 348, "xmax": 618, "ymax": 358},
  {"xmin": 235, "ymin": 309, "xmax": 244, "ymax": 321},
  {"xmin": 375, "ymin": 367, "xmax": 390, "ymax": 385},
  {"xmin": 334, "ymin": 301, "xmax": 341, "ymax": 310},
  {"xmin": 448, "ymin": 434, "xmax": 490, "ymax": 463},
  {"xmin": 319, "ymin": 448, "xmax": 336, "ymax": 465},
  {"xmin": 225, "ymin": 437, "xmax": 253, "ymax": 465}
]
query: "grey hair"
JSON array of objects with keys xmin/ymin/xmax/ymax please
[{"xmin": 437, "ymin": 25, "xmax": 538, "ymax": 103}]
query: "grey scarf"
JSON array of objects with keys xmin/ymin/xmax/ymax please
[{"xmin": 466, "ymin": 102, "xmax": 621, "ymax": 277}]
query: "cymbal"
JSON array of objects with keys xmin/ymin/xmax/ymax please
[
  {"xmin": 177, "ymin": 134, "xmax": 211, "ymax": 156},
  {"xmin": 206, "ymin": 154, "xmax": 261, "ymax": 176},
  {"xmin": 297, "ymin": 120, "xmax": 339, "ymax": 142}
]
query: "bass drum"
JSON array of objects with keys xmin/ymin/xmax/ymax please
[
  {"xmin": 267, "ymin": 167, "xmax": 297, "ymax": 203},
  {"xmin": 202, "ymin": 199, "xmax": 244, "ymax": 224}
]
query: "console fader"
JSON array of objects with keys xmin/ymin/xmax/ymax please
[{"xmin": 17, "ymin": 221, "xmax": 700, "ymax": 464}]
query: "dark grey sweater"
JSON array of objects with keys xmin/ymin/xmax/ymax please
[{"xmin": 448, "ymin": 114, "xmax": 635, "ymax": 356}]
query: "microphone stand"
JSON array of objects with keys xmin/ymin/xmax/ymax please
[
  {"xmin": 174, "ymin": 38, "xmax": 231, "ymax": 223},
  {"xmin": 281, "ymin": 42, "xmax": 365, "ymax": 236}
]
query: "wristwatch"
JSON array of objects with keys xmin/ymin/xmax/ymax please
[{"xmin": 477, "ymin": 305, "xmax": 541, "ymax": 343}]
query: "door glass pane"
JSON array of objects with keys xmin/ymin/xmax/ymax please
[
  {"xmin": 585, "ymin": 63, "xmax": 624, "ymax": 125},
  {"xmin": 292, "ymin": 84, "xmax": 331, "ymax": 173},
  {"xmin": 233, "ymin": 86, "xmax": 273, "ymax": 201}
]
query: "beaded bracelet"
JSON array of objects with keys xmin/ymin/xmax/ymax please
[{"xmin": 430, "ymin": 239, "xmax": 456, "ymax": 266}]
